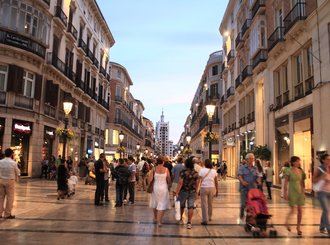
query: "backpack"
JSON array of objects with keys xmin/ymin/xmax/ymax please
[{"xmin": 142, "ymin": 162, "xmax": 150, "ymax": 173}]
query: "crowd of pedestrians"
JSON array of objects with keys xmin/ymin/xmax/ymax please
[{"xmin": 0, "ymin": 148, "xmax": 329, "ymax": 237}]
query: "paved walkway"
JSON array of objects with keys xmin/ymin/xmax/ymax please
[{"xmin": 0, "ymin": 178, "xmax": 328, "ymax": 244}]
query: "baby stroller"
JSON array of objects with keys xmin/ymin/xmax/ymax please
[{"xmin": 244, "ymin": 188, "xmax": 277, "ymax": 238}]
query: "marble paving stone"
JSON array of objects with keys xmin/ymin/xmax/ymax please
[{"xmin": 0, "ymin": 178, "xmax": 329, "ymax": 244}]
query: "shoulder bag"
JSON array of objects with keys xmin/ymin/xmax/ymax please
[{"xmin": 147, "ymin": 170, "xmax": 155, "ymax": 193}]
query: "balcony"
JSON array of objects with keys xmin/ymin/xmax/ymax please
[
  {"xmin": 78, "ymin": 38, "xmax": 88, "ymax": 54},
  {"xmin": 283, "ymin": 91, "xmax": 290, "ymax": 106},
  {"xmin": 0, "ymin": 91, "xmax": 6, "ymax": 104},
  {"xmin": 294, "ymin": 82, "xmax": 304, "ymax": 100},
  {"xmin": 54, "ymin": 6, "xmax": 67, "ymax": 27},
  {"xmin": 235, "ymin": 32, "xmax": 243, "ymax": 49},
  {"xmin": 101, "ymin": 100, "xmax": 109, "ymax": 110},
  {"xmin": 220, "ymin": 95, "xmax": 226, "ymax": 106},
  {"xmin": 47, "ymin": 52, "xmax": 65, "ymax": 74},
  {"xmin": 241, "ymin": 19, "xmax": 251, "ymax": 37},
  {"xmin": 15, "ymin": 95, "xmax": 33, "ymax": 110},
  {"xmin": 93, "ymin": 57, "xmax": 99, "ymax": 68},
  {"xmin": 44, "ymin": 104, "xmax": 56, "ymax": 118},
  {"xmin": 252, "ymin": 0, "xmax": 266, "ymax": 19},
  {"xmin": 242, "ymin": 65, "xmax": 253, "ymax": 82},
  {"xmin": 305, "ymin": 76, "xmax": 314, "ymax": 95},
  {"xmin": 283, "ymin": 2, "xmax": 306, "ymax": 34},
  {"xmin": 275, "ymin": 95, "xmax": 282, "ymax": 109},
  {"xmin": 87, "ymin": 49, "xmax": 94, "ymax": 63},
  {"xmin": 115, "ymin": 96, "xmax": 122, "ymax": 102},
  {"xmin": 226, "ymin": 86, "xmax": 235, "ymax": 99},
  {"xmin": 252, "ymin": 49, "xmax": 268, "ymax": 69},
  {"xmin": 239, "ymin": 117, "xmax": 246, "ymax": 127},
  {"xmin": 0, "ymin": 30, "xmax": 46, "ymax": 58},
  {"xmin": 268, "ymin": 26, "xmax": 285, "ymax": 52},
  {"xmin": 106, "ymin": 73, "xmax": 111, "ymax": 81},
  {"xmin": 100, "ymin": 66, "xmax": 106, "ymax": 77},
  {"xmin": 235, "ymin": 74, "xmax": 242, "ymax": 89},
  {"xmin": 227, "ymin": 50, "xmax": 235, "ymax": 64},
  {"xmin": 67, "ymin": 23, "xmax": 78, "ymax": 41}
]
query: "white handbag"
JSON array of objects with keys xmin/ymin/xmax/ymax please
[{"xmin": 312, "ymin": 167, "xmax": 326, "ymax": 192}]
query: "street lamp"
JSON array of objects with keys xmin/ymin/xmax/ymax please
[
  {"xmin": 180, "ymin": 143, "xmax": 184, "ymax": 151},
  {"xmin": 186, "ymin": 134, "xmax": 192, "ymax": 157},
  {"xmin": 136, "ymin": 143, "xmax": 140, "ymax": 159},
  {"xmin": 62, "ymin": 98, "xmax": 73, "ymax": 161},
  {"xmin": 206, "ymin": 103, "xmax": 216, "ymax": 160},
  {"xmin": 119, "ymin": 131, "xmax": 124, "ymax": 158}
]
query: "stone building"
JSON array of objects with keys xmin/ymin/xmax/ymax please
[
  {"xmin": 105, "ymin": 62, "xmax": 144, "ymax": 161},
  {"xmin": 0, "ymin": 0, "xmax": 114, "ymax": 176}
]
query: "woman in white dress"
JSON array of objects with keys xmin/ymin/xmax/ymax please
[{"xmin": 149, "ymin": 156, "xmax": 171, "ymax": 226}]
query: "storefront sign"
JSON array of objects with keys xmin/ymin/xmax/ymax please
[
  {"xmin": 13, "ymin": 123, "xmax": 31, "ymax": 134},
  {"xmin": 87, "ymin": 149, "xmax": 93, "ymax": 154}
]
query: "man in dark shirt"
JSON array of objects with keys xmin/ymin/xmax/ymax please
[{"xmin": 94, "ymin": 153, "xmax": 107, "ymax": 206}]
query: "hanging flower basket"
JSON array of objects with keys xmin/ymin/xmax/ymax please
[
  {"xmin": 116, "ymin": 146, "xmax": 126, "ymax": 153},
  {"xmin": 56, "ymin": 128, "xmax": 75, "ymax": 141},
  {"xmin": 204, "ymin": 132, "xmax": 219, "ymax": 145},
  {"xmin": 183, "ymin": 148, "xmax": 192, "ymax": 155}
]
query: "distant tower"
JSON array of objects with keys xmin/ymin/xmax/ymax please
[{"xmin": 156, "ymin": 110, "xmax": 170, "ymax": 156}]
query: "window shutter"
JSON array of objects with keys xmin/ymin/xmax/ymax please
[
  {"xmin": 7, "ymin": 65, "xmax": 23, "ymax": 93},
  {"xmin": 85, "ymin": 107, "xmax": 90, "ymax": 122},
  {"xmin": 34, "ymin": 74, "xmax": 42, "ymax": 100},
  {"xmin": 51, "ymin": 83, "xmax": 59, "ymax": 107},
  {"xmin": 78, "ymin": 102, "xmax": 83, "ymax": 119}
]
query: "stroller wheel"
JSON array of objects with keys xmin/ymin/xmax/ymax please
[
  {"xmin": 244, "ymin": 224, "xmax": 250, "ymax": 232},
  {"xmin": 252, "ymin": 231, "xmax": 260, "ymax": 238}
]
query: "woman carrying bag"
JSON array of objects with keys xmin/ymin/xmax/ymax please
[
  {"xmin": 149, "ymin": 156, "xmax": 171, "ymax": 227},
  {"xmin": 199, "ymin": 159, "xmax": 218, "ymax": 225}
]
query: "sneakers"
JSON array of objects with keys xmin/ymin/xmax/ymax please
[
  {"xmin": 320, "ymin": 228, "xmax": 328, "ymax": 234},
  {"xmin": 179, "ymin": 219, "xmax": 184, "ymax": 225},
  {"xmin": 187, "ymin": 222, "xmax": 192, "ymax": 229},
  {"xmin": 4, "ymin": 215, "xmax": 15, "ymax": 219},
  {"xmin": 128, "ymin": 201, "xmax": 134, "ymax": 205}
]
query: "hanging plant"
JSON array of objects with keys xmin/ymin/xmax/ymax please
[
  {"xmin": 56, "ymin": 128, "xmax": 75, "ymax": 141},
  {"xmin": 116, "ymin": 146, "xmax": 126, "ymax": 153},
  {"xmin": 204, "ymin": 132, "xmax": 219, "ymax": 145},
  {"xmin": 183, "ymin": 148, "xmax": 192, "ymax": 156},
  {"xmin": 253, "ymin": 145, "xmax": 271, "ymax": 161}
]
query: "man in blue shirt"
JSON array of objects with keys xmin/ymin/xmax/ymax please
[{"xmin": 237, "ymin": 153, "xmax": 260, "ymax": 223}]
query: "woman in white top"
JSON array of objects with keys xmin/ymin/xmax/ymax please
[
  {"xmin": 149, "ymin": 156, "xmax": 171, "ymax": 226},
  {"xmin": 198, "ymin": 159, "xmax": 218, "ymax": 225}
]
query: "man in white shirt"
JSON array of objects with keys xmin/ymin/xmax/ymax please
[
  {"xmin": 0, "ymin": 148, "xmax": 20, "ymax": 219},
  {"xmin": 137, "ymin": 157, "xmax": 147, "ymax": 191}
]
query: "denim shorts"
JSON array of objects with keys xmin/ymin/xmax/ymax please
[{"xmin": 178, "ymin": 191, "xmax": 196, "ymax": 209}]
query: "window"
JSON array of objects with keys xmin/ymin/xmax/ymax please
[
  {"xmin": 0, "ymin": 64, "xmax": 8, "ymax": 91},
  {"xmin": 306, "ymin": 45, "xmax": 313, "ymax": 78},
  {"xmin": 23, "ymin": 70, "xmax": 34, "ymax": 98},
  {"xmin": 212, "ymin": 65, "xmax": 218, "ymax": 76},
  {"xmin": 117, "ymin": 70, "xmax": 121, "ymax": 78},
  {"xmin": 112, "ymin": 130, "xmax": 119, "ymax": 145},
  {"xmin": 294, "ymin": 54, "xmax": 303, "ymax": 85}
]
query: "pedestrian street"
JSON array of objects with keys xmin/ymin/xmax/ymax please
[{"xmin": 0, "ymin": 178, "xmax": 328, "ymax": 245}]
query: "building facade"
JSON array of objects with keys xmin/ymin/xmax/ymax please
[
  {"xmin": 155, "ymin": 111, "xmax": 170, "ymax": 156},
  {"xmin": 218, "ymin": 0, "xmax": 330, "ymax": 192},
  {"xmin": 105, "ymin": 62, "xmax": 144, "ymax": 161},
  {"xmin": 0, "ymin": 0, "xmax": 114, "ymax": 176},
  {"xmin": 143, "ymin": 116, "xmax": 156, "ymax": 158},
  {"xmin": 189, "ymin": 51, "xmax": 223, "ymax": 163}
]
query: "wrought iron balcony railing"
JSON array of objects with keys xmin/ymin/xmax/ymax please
[
  {"xmin": 268, "ymin": 26, "xmax": 285, "ymax": 52},
  {"xmin": 283, "ymin": 2, "xmax": 307, "ymax": 34}
]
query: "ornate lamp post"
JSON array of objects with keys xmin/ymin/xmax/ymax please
[
  {"xmin": 119, "ymin": 131, "xmax": 125, "ymax": 158},
  {"xmin": 62, "ymin": 99, "xmax": 73, "ymax": 160},
  {"xmin": 136, "ymin": 143, "xmax": 140, "ymax": 158},
  {"xmin": 186, "ymin": 134, "xmax": 192, "ymax": 157},
  {"xmin": 206, "ymin": 104, "xmax": 216, "ymax": 160},
  {"xmin": 180, "ymin": 143, "xmax": 184, "ymax": 152}
]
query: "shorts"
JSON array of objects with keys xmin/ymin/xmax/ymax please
[{"xmin": 178, "ymin": 191, "xmax": 196, "ymax": 209}]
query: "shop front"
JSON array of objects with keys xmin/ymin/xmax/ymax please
[
  {"xmin": 222, "ymin": 136, "xmax": 237, "ymax": 177},
  {"xmin": 43, "ymin": 126, "xmax": 55, "ymax": 159},
  {"xmin": 293, "ymin": 106, "xmax": 313, "ymax": 192},
  {"xmin": 11, "ymin": 120, "xmax": 32, "ymax": 176}
]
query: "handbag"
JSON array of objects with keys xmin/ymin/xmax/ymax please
[
  {"xmin": 313, "ymin": 167, "xmax": 326, "ymax": 192},
  {"xmin": 147, "ymin": 170, "xmax": 155, "ymax": 193}
]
